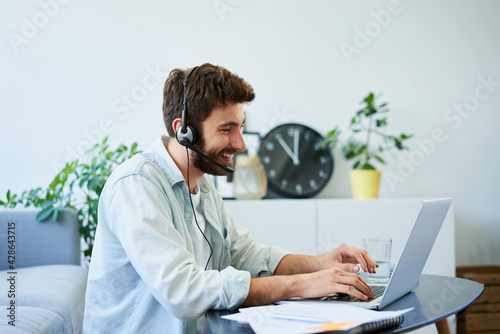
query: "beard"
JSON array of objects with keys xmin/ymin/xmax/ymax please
[{"xmin": 190, "ymin": 137, "xmax": 238, "ymax": 176}]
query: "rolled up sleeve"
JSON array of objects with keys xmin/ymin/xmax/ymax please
[{"xmin": 213, "ymin": 266, "xmax": 251, "ymax": 310}]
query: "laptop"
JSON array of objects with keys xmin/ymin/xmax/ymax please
[{"xmin": 314, "ymin": 198, "xmax": 452, "ymax": 310}]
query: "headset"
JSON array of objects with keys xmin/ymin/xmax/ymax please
[
  {"xmin": 176, "ymin": 66, "xmax": 199, "ymax": 147},
  {"xmin": 176, "ymin": 66, "xmax": 234, "ymax": 174}
]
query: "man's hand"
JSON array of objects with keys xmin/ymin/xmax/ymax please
[
  {"xmin": 296, "ymin": 266, "xmax": 374, "ymax": 300},
  {"xmin": 319, "ymin": 243, "xmax": 379, "ymax": 274},
  {"xmin": 241, "ymin": 265, "xmax": 374, "ymax": 307},
  {"xmin": 241, "ymin": 243, "xmax": 380, "ymax": 307},
  {"xmin": 275, "ymin": 244, "xmax": 378, "ymax": 276}
]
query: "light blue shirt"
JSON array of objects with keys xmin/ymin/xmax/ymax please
[{"xmin": 83, "ymin": 136, "xmax": 290, "ymax": 333}]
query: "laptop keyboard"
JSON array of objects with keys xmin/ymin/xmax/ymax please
[{"xmin": 320, "ymin": 285, "xmax": 386, "ymax": 302}]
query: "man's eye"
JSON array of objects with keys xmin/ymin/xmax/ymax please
[{"xmin": 221, "ymin": 128, "xmax": 231, "ymax": 133}]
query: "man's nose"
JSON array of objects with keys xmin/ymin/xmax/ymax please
[{"xmin": 232, "ymin": 129, "xmax": 246, "ymax": 152}]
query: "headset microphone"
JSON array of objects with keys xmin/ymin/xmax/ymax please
[{"xmin": 182, "ymin": 140, "xmax": 234, "ymax": 174}]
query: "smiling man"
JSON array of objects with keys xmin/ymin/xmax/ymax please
[{"xmin": 83, "ymin": 63, "xmax": 376, "ymax": 333}]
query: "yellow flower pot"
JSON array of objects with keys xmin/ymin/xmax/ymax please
[{"xmin": 349, "ymin": 170, "xmax": 382, "ymax": 199}]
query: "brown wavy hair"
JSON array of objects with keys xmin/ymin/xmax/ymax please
[{"xmin": 162, "ymin": 63, "xmax": 255, "ymax": 138}]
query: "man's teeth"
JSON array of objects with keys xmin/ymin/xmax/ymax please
[{"xmin": 222, "ymin": 154, "xmax": 233, "ymax": 158}]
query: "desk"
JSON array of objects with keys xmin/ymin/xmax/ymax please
[{"xmin": 201, "ymin": 275, "xmax": 483, "ymax": 333}]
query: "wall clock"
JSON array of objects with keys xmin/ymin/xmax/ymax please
[{"xmin": 258, "ymin": 123, "xmax": 334, "ymax": 198}]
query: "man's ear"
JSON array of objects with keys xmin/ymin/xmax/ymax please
[{"xmin": 172, "ymin": 118, "xmax": 183, "ymax": 135}]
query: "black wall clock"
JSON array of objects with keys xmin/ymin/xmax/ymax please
[{"xmin": 258, "ymin": 123, "xmax": 334, "ymax": 198}]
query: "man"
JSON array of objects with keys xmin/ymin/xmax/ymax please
[{"xmin": 83, "ymin": 63, "xmax": 377, "ymax": 333}]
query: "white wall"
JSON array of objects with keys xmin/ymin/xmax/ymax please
[{"xmin": 1, "ymin": 0, "xmax": 499, "ymax": 266}]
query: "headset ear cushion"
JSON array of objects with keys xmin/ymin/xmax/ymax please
[{"xmin": 176, "ymin": 124, "xmax": 199, "ymax": 146}]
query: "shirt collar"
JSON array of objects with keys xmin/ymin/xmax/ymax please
[{"xmin": 148, "ymin": 136, "xmax": 211, "ymax": 193}]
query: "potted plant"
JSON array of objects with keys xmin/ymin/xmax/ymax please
[
  {"xmin": 0, "ymin": 137, "xmax": 141, "ymax": 261},
  {"xmin": 323, "ymin": 92, "xmax": 412, "ymax": 199}
]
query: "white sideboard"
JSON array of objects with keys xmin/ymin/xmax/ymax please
[{"xmin": 224, "ymin": 198, "xmax": 455, "ymax": 277}]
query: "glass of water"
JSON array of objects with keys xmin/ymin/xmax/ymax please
[{"xmin": 363, "ymin": 237, "xmax": 392, "ymax": 284}]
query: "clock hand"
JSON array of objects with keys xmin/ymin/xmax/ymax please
[
  {"xmin": 276, "ymin": 134, "xmax": 299, "ymax": 165},
  {"xmin": 293, "ymin": 128, "xmax": 300, "ymax": 165}
]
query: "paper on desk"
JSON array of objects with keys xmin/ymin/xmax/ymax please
[
  {"xmin": 221, "ymin": 305, "xmax": 276, "ymax": 324},
  {"xmin": 221, "ymin": 305, "xmax": 325, "ymax": 334},
  {"xmin": 221, "ymin": 303, "xmax": 413, "ymax": 334},
  {"xmin": 272, "ymin": 303, "xmax": 412, "ymax": 330}
]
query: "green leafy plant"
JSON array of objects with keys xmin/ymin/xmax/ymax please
[
  {"xmin": 0, "ymin": 137, "xmax": 141, "ymax": 260},
  {"xmin": 323, "ymin": 92, "xmax": 413, "ymax": 170}
]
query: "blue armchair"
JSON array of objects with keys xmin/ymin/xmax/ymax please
[{"xmin": 0, "ymin": 209, "xmax": 88, "ymax": 333}]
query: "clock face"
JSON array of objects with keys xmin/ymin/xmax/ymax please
[{"xmin": 258, "ymin": 123, "xmax": 334, "ymax": 198}]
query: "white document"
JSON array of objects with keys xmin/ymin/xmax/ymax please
[{"xmin": 221, "ymin": 302, "xmax": 413, "ymax": 334}]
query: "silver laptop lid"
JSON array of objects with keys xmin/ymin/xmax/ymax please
[{"xmin": 378, "ymin": 198, "xmax": 452, "ymax": 309}]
